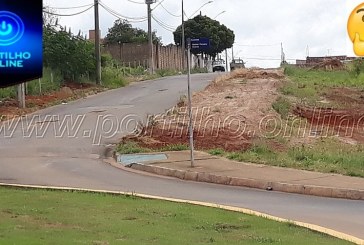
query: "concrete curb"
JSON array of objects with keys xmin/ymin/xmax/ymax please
[
  {"xmin": 128, "ymin": 163, "xmax": 364, "ymax": 201},
  {"xmin": 0, "ymin": 183, "xmax": 363, "ymax": 245}
]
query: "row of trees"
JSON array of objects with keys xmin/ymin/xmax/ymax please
[
  {"xmin": 104, "ymin": 19, "xmax": 161, "ymax": 45},
  {"xmin": 42, "ymin": 11, "xmax": 235, "ymax": 82},
  {"xmin": 105, "ymin": 15, "xmax": 235, "ymax": 58},
  {"xmin": 174, "ymin": 15, "xmax": 235, "ymax": 57}
]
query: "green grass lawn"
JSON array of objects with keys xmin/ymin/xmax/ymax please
[
  {"xmin": 282, "ymin": 65, "xmax": 364, "ymax": 105},
  {"xmin": 239, "ymin": 65, "xmax": 364, "ymax": 177},
  {"xmin": 0, "ymin": 187, "xmax": 352, "ymax": 245},
  {"xmin": 117, "ymin": 141, "xmax": 189, "ymax": 154},
  {"xmin": 209, "ymin": 138, "xmax": 364, "ymax": 178}
]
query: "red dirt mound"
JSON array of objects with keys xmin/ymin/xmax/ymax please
[
  {"xmin": 294, "ymin": 106, "xmax": 364, "ymax": 127},
  {"xmin": 127, "ymin": 126, "xmax": 252, "ymax": 152},
  {"xmin": 311, "ymin": 59, "xmax": 344, "ymax": 70},
  {"xmin": 325, "ymin": 87, "xmax": 364, "ymax": 106},
  {"xmin": 294, "ymin": 106, "xmax": 364, "ymax": 143},
  {"xmin": 232, "ymin": 69, "xmax": 285, "ymax": 80},
  {"xmin": 63, "ymin": 82, "xmax": 95, "ymax": 90},
  {"xmin": 0, "ymin": 82, "xmax": 102, "ymax": 121}
]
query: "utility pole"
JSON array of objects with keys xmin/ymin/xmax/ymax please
[
  {"xmin": 147, "ymin": 1, "xmax": 155, "ymax": 74},
  {"xmin": 186, "ymin": 38, "xmax": 194, "ymax": 168},
  {"xmin": 281, "ymin": 42, "xmax": 286, "ymax": 64},
  {"xmin": 17, "ymin": 83, "xmax": 25, "ymax": 108},
  {"xmin": 181, "ymin": 0, "xmax": 185, "ymax": 70},
  {"xmin": 232, "ymin": 46, "xmax": 234, "ymax": 61},
  {"xmin": 94, "ymin": 0, "xmax": 101, "ymax": 85},
  {"xmin": 225, "ymin": 49, "xmax": 228, "ymax": 72}
]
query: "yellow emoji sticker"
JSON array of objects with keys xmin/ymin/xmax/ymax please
[{"xmin": 348, "ymin": 3, "xmax": 364, "ymax": 56}]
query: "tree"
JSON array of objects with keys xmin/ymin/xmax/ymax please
[
  {"xmin": 105, "ymin": 19, "xmax": 161, "ymax": 44},
  {"xmin": 43, "ymin": 7, "xmax": 58, "ymax": 28},
  {"xmin": 43, "ymin": 9, "xmax": 96, "ymax": 82},
  {"xmin": 173, "ymin": 15, "xmax": 235, "ymax": 57}
]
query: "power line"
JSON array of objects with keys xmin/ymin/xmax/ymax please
[
  {"xmin": 152, "ymin": 15, "xmax": 177, "ymax": 29},
  {"xmin": 100, "ymin": 5, "xmax": 147, "ymax": 22},
  {"xmin": 235, "ymin": 43, "xmax": 281, "ymax": 47},
  {"xmin": 183, "ymin": 11, "xmax": 188, "ymax": 19},
  {"xmin": 152, "ymin": 0, "xmax": 166, "ymax": 11},
  {"xmin": 152, "ymin": 15, "xmax": 177, "ymax": 32},
  {"xmin": 49, "ymin": 3, "xmax": 94, "ymax": 10},
  {"xmin": 152, "ymin": 15, "xmax": 175, "ymax": 32},
  {"xmin": 99, "ymin": 1, "xmax": 147, "ymax": 20},
  {"xmin": 102, "ymin": 6, "xmax": 147, "ymax": 22},
  {"xmin": 126, "ymin": 0, "xmax": 145, "ymax": 4},
  {"xmin": 243, "ymin": 57, "xmax": 297, "ymax": 61},
  {"xmin": 160, "ymin": 3, "xmax": 181, "ymax": 17},
  {"xmin": 244, "ymin": 57, "xmax": 281, "ymax": 60},
  {"xmin": 45, "ymin": 5, "xmax": 94, "ymax": 16},
  {"xmin": 100, "ymin": 1, "xmax": 147, "ymax": 19},
  {"xmin": 105, "ymin": 12, "xmax": 147, "ymax": 23},
  {"xmin": 240, "ymin": 54, "xmax": 280, "ymax": 59}
]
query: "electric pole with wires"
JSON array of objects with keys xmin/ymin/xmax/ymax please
[
  {"xmin": 94, "ymin": 0, "xmax": 102, "ymax": 84},
  {"xmin": 281, "ymin": 42, "xmax": 286, "ymax": 65},
  {"xmin": 181, "ymin": 0, "xmax": 185, "ymax": 70},
  {"xmin": 146, "ymin": 0, "xmax": 156, "ymax": 74}
]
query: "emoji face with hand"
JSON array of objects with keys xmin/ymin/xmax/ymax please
[{"xmin": 348, "ymin": 3, "xmax": 364, "ymax": 56}]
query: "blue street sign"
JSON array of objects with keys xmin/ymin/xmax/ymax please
[
  {"xmin": 0, "ymin": 0, "xmax": 43, "ymax": 88},
  {"xmin": 189, "ymin": 38, "xmax": 210, "ymax": 51}
]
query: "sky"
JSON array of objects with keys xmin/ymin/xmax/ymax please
[{"xmin": 45, "ymin": 0, "xmax": 364, "ymax": 68}]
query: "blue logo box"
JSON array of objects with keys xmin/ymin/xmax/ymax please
[{"xmin": 0, "ymin": 0, "xmax": 43, "ymax": 88}]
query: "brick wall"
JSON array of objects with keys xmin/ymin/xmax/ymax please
[
  {"xmin": 306, "ymin": 56, "xmax": 356, "ymax": 64},
  {"xmin": 104, "ymin": 43, "xmax": 186, "ymax": 70}
]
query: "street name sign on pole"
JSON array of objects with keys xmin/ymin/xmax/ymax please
[
  {"xmin": 190, "ymin": 38, "xmax": 210, "ymax": 51},
  {"xmin": 185, "ymin": 37, "xmax": 210, "ymax": 167}
]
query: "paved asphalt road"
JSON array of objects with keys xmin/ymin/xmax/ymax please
[{"xmin": 0, "ymin": 74, "xmax": 363, "ymax": 240}]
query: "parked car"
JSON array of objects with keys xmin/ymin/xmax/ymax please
[
  {"xmin": 212, "ymin": 59, "xmax": 226, "ymax": 72},
  {"xmin": 230, "ymin": 58, "xmax": 245, "ymax": 71}
]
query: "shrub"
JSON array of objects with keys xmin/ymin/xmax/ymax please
[{"xmin": 102, "ymin": 66, "xmax": 128, "ymax": 89}]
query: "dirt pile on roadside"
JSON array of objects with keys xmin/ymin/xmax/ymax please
[
  {"xmin": 311, "ymin": 59, "xmax": 344, "ymax": 71},
  {"xmin": 129, "ymin": 127, "xmax": 252, "ymax": 152},
  {"xmin": 0, "ymin": 83, "xmax": 103, "ymax": 121},
  {"xmin": 325, "ymin": 87, "xmax": 364, "ymax": 107},
  {"xmin": 213, "ymin": 68, "xmax": 284, "ymax": 84},
  {"xmin": 294, "ymin": 106, "xmax": 364, "ymax": 127},
  {"xmin": 293, "ymin": 86, "xmax": 364, "ymax": 144},
  {"xmin": 125, "ymin": 69, "xmax": 284, "ymax": 151},
  {"xmin": 232, "ymin": 69, "xmax": 285, "ymax": 80}
]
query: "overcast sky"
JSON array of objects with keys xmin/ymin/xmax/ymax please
[{"xmin": 45, "ymin": 0, "xmax": 363, "ymax": 68}]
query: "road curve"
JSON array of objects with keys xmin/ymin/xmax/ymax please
[{"xmin": 0, "ymin": 73, "xmax": 363, "ymax": 240}]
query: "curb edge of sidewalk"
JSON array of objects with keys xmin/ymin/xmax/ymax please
[{"xmin": 126, "ymin": 162, "xmax": 364, "ymax": 201}]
